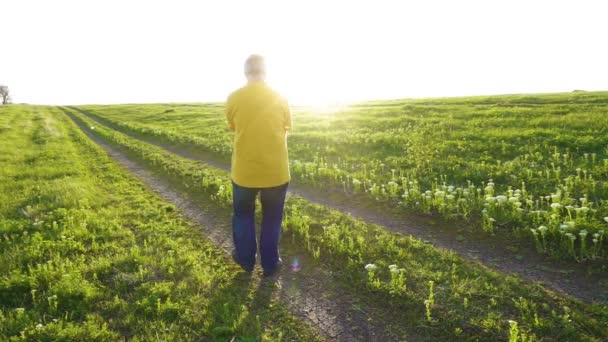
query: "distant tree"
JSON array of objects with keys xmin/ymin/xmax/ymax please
[{"xmin": 0, "ymin": 85, "xmax": 9, "ymax": 105}]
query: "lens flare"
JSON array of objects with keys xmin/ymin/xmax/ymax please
[{"xmin": 290, "ymin": 257, "xmax": 301, "ymax": 272}]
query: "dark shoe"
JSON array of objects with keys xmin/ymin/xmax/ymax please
[
  {"xmin": 232, "ymin": 250, "xmax": 254, "ymax": 272},
  {"xmin": 263, "ymin": 258, "xmax": 283, "ymax": 277}
]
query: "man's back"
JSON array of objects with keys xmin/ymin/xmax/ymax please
[{"xmin": 226, "ymin": 81, "xmax": 291, "ymax": 188}]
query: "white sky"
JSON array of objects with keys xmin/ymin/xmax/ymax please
[{"xmin": 1, "ymin": 0, "xmax": 607, "ymax": 105}]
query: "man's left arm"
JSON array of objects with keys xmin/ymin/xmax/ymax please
[{"xmin": 282, "ymin": 98, "xmax": 292, "ymax": 133}]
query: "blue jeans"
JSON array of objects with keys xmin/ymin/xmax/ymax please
[{"xmin": 232, "ymin": 181, "xmax": 288, "ymax": 271}]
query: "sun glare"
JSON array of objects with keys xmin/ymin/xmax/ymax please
[{"xmin": 2, "ymin": 0, "xmax": 607, "ymax": 104}]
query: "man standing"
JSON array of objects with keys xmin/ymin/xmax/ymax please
[{"xmin": 225, "ymin": 55, "xmax": 292, "ymax": 277}]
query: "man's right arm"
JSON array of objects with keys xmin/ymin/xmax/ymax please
[{"xmin": 225, "ymin": 95, "xmax": 235, "ymax": 131}]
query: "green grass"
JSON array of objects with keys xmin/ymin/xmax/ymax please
[
  {"xmin": 0, "ymin": 105, "xmax": 320, "ymax": 341},
  {"xmin": 76, "ymin": 91, "xmax": 608, "ymax": 261},
  {"xmin": 64, "ymin": 105, "xmax": 608, "ymax": 341}
]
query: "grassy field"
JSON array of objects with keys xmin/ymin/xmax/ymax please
[
  {"xmin": 77, "ymin": 91, "xmax": 608, "ymax": 261},
  {"xmin": 60, "ymin": 104, "xmax": 608, "ymax": 340},
  {"xmin": 0, "ymin": 106, "xmax": 320, "ymax": 340},
  {"xmin": 2, "ymin": 93, "xmax": 608, "ymax": 341}
]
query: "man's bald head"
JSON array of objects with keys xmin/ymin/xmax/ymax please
[{"xmin": 244, "ymin": 54, "xmax": 266, "ymax": 81}]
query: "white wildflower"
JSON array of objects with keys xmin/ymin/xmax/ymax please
[{"xmin": 496, "ymin": 195, "xmax": 508, "ymax": 203}]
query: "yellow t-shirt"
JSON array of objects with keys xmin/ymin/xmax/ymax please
[{"xmin": 225, "ymin": 81, "xmax": 292, "ymax": 188}]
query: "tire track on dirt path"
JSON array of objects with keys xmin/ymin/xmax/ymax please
[
  {"xmin": 69, "ymin": 106, "xmax": 608, "ymax": 304},
  {"xmin": 63, "ymin": 108, "xmax": 409, "ymax": 341}
]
